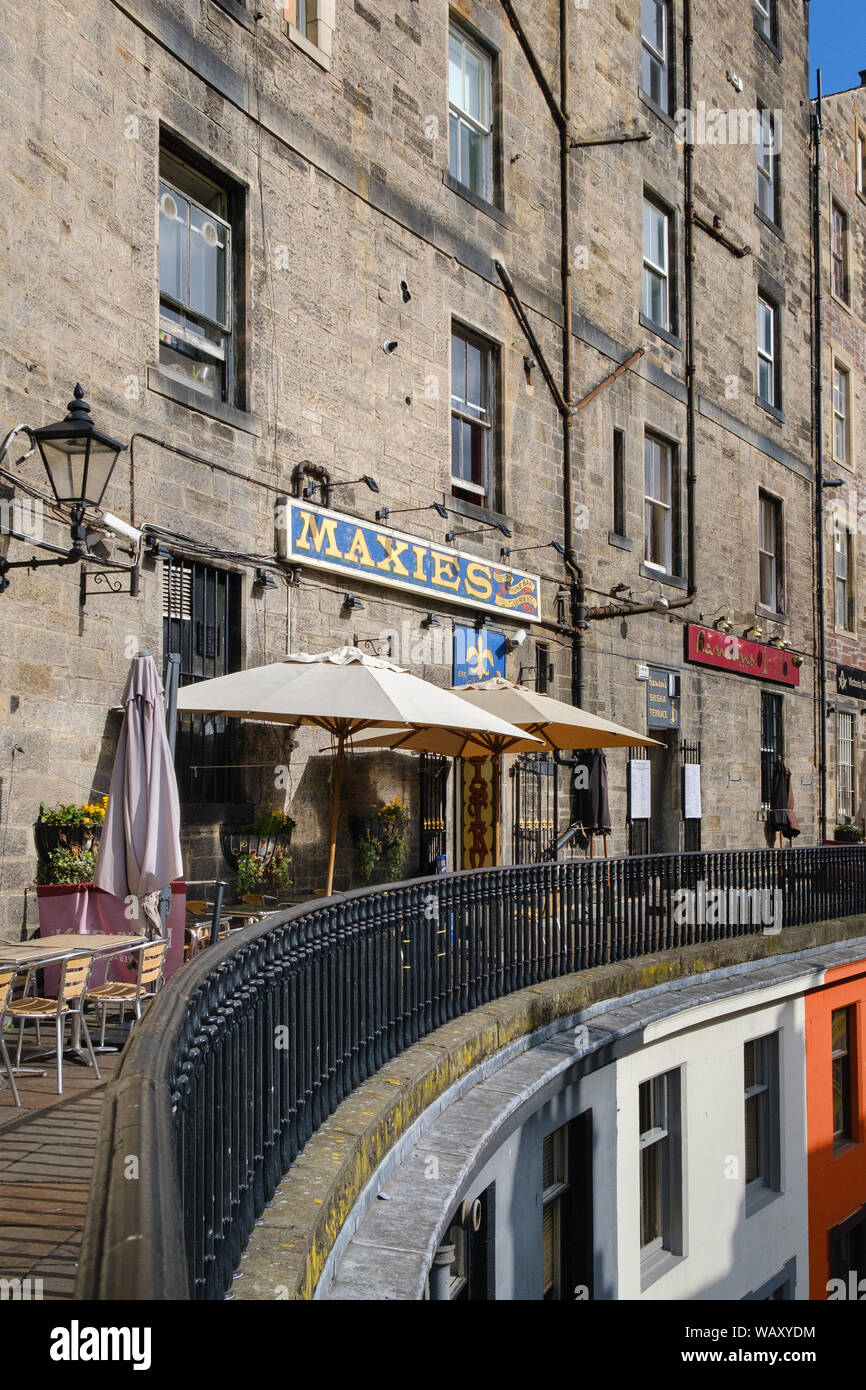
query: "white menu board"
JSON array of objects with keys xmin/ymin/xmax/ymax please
[
  {"xmin": 684, "ymin": 763, "xmax": 702, "ymax": 820},
  {"xmin": 629, "ymin": 759, "xmax": 651, "ymax": 821}
]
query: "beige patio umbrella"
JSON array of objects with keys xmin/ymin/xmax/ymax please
[
  {"xmin": 353, "ymin": 677, "xmax": 660, "ymax": 862},
  {"xmin": 175, "ymin": 647, "xmax": 539, "ymax": 895}
]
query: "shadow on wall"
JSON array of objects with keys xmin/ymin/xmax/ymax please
[{"xmin": 289, "ymin": 748, "xmax": 420, "ymax": 893}]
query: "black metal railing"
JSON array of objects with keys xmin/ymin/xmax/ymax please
[{"xmin": 76, "ymin": 845, "xmax": 866, "ymax": 1301}]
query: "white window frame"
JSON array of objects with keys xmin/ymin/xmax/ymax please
[
  {"xmin": 757, "ymin": 295, "xmax": 777, "ymax": 408},
  {"xmin": 639, "ymin": 1069, "xmax": 682, "ymax": 1274},
  {"xmin": 832, "ymin": 202, "xmax": 850, "ymax": 305},
  {"xmin": 835, "ymin": 524, "xmax": 855, "ymax": 632},
  {"xmin": 542, "ymin": 1127, "xmax": 569, "ymax": 1300},
  {"xmin": 642, "ymin": 198, "xmax": 671, "ymax": 332},
  {"xmin": 450, "ymin": 325, "xmax": 495, "ymax": 506},
  {"xmin": 834, "ymin": 362, "xmax": 850, "ymax": 465},
  {"xmin": 857, "ymin": 130, "xmax": 865, "ymax": 197},
  {"xmin": 285, "ymin": 0, "xmax": 334, "ymax": 63},
  {"xmin": 837, "ymin": 712, "xmax": 855, "ymax": 822},
  {"xmin": 754, "ymin": 0, "xmax": 774, "ymax": 42},
  {"xmin": 758, "ymin": 492, "xmax": 783, "ymax": 613},
  {"xmin": 641, "ymin": 0, "xmax": 670, "ymax": 112},
  {"xmin": 644, "ymin": 433, "xmax": 674, "ymax": 573},
  {"xmin": 744, "ymin": 1033, "xmax": 781, "ymax": 1213},
  {"xmin": 448, "ymin": 24, "xmax": 494, "ymax": 202},
  {"xmin": 756, "ymin": 108, "xmax": 777, "ymax": 223}
]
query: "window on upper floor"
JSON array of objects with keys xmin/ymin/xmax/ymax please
[
  {"xmin": 642, "ymin": 196, "xmax": 674, "ymax": 334},
  {"xmin": 857, "ymin": 129, "xmax": 866, "ymax": 197},
  {"xmin": 159, "ymin": 144, "xmax": 241, "ymax": 408},
  {"xmin": 756, "ymin": 107, "xmax": 780, "ymax": 226},
  {"xmin": 757, "ymin": 294, "xmax": 780, "ymax": 411},
  {"xmin": 451, "ymin": 325, "xmax": 498, "ymax": 508},
  {"xmin": 832, "ymin": 202, "xmax": 850, "ymax": 304},
  {"xmin": 754, "ymin": 0, "xmax": 778, "ymax": 48},
  {"xmin": 834, "ymin": 362, "xmax": 851, "ymax": 466},
  {"xmin": 744, "ymin": 1032, "xmax": 781, "ymax": 1212},
  {"xmin": 448, "ymin": 23, "xmax": 494, "ymax": 203},
  {"xmin": 285, "ymin": 0, "xmax": 334, "ymax": 64},
  {"xmin": 758, "ymin": 491, "xmax": 784, "ymax": 614},
  {"xmin": 760, "ymin": 691, "xmax": 783, "ymax": 808},
  {"xmin": 644, "ymin": 432, "xmax": 678, "ymax": 575},
  {"xmin": 835, "ymin": 522, "xmax": 855, "ymax": 632},
  {"xmin": 641, "ymin": 0, "xmax": 671, "ymax": 113}
]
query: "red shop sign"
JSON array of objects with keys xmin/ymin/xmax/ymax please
[{"xmin": 684, "ymin": 624, "xmax": 800, "ymax": 687}]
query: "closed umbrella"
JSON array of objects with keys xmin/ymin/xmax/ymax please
[
  {"xmin": 175, "ymin": 647, "xmax": 538, "ymax": 895},
  {"xmin": 573, "ymin": 749, "xmax": 611, "ymax": 858},
  {"xmin": 94, "ymin": 652, "xmax": 183, "ymax": 932},
  {"xmin": 768, "ymin": 760, "xmax": 800, "ymax": 845}
]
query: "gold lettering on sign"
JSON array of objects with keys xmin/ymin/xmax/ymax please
[
  {"xmin": 431, "ymin": 551, "xmax": 461, "ymax": 591},
  {"xmin": 343, "ymin": 528, "xmax": 376, "ymax": 568},
  {"xmin": 465, "ymin": 560, "xmax": 493, "ymax": 601},
  {"xmin": 296, "ymin": 511, "xmax": 342, "ymax": 558},
  {"xmin": 375, "ymin": 535, "xmax": 410, "ymax": 577}
]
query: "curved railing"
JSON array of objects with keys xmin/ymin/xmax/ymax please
[{"xmin": 76, "ymin": 845, "xmax": 866, "ymax": 1299}]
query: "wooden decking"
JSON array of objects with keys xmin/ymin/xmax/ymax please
[{"xmin": 0, "ymin": 1046, "xmax": 120, "ymax": 1299}]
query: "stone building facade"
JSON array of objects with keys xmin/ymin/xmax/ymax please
[
  {"xmin": 0, "ymin": 0, "xmax": 820, "ymax": 941},
  {"xmin": 817, "ymin": 77, "xmax": 866, "ymax": 838}
]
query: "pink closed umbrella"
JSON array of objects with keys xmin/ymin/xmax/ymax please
[{"xmin": 94, "ymin": 653, "xmax": 183, "ymax": 932}]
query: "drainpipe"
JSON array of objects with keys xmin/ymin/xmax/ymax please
[{"xmin": 813, "ymin": 72, "xmax": 828, "ymax": 841}]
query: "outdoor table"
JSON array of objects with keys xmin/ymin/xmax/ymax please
[{"xmin": 0, "ymin": 933, "xmax": 148, "ymax": 1067}]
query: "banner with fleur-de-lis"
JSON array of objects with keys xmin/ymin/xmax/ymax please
[{"xmin": 453, "ymin": 624, "xmax": 506, "ymax": 687}]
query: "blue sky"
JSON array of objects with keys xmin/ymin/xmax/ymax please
[{"xmin": 810, "ymin": 1, "xmax": 866, "ymax": 97}]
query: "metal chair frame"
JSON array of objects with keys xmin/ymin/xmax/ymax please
[{"xmin": 9, "ymin": 952, "xmax": 100, "ymax": 1095}]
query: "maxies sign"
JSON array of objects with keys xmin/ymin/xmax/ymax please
[
  {"xmin": 684, "ymin": 624, "xmax": 800, "ymax": 687},
  {"xmin": 275, "ymin": 497, "xmax": 541, "ymax": 621}
]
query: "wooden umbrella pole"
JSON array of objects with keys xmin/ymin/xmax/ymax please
[
  {"xmin": 492, "ymin": 753, "xmax": 502, "ymax": 867},
  {"xmin": 325, "ymin": 735, "xmax": 346, "ymax": 896}
]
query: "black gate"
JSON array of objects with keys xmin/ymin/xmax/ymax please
[
  {"xmin": 682, "ymin": 739, "xmax": 702, "ymax": 852},
  {"xmin": 511, "ymin": 753, "xmax": 558, "ymax": 863},
  {"xmin": 419, "ymin": 753, "xmax": 449, "ymax": 873},
  {"xmin": 163, "ymin": 557, "xmax": 244, "ymax": 804}
]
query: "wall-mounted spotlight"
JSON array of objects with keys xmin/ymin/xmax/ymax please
[
  {"xmin": 420, "ymin": 612, "xmax": 441, "ymax": 629},
  {"xmin": 252, "ymin": 567, "xmax": 277, "ymax": 592},
  {"xmin": 826, "ymin": 704, "xmax": 836, "ymax": 717},
  {"xmin": 144, "ymin": 536, "xmax": 172, "ymax": 561},
  {"xmin": 329, "ymin": 475, "xmax": 380, "ymax": 495},
  {"xmin": 400, "ymin": 281, "xmax": 411, "ymax": 302},
  {"xmin": 767, "ymin": 634, "xmax": 788, "ymax": 650},
  {"xmin": 383, "ymin": 339, "xmax": 399, "ymax": 354},
  {"xmin": 744, "ymin": 623, "xmax": 764, "ymax": 641},
  {"xmin": 342, "ymin": 593, "xmax": 364, "ymax": 612},
  {"xmin": 505, "ymin": 628, "xmax": 528, "ymax": 652},
  {"xmin": 502, "ymin": 539, "xmax": 564, "ymax": 560},
  {"xmin": 446, "ymin": 520, "xmax": 511, "ymax": 544},
  {"xmin": 376, "ymin": 501, "xmax": 448, "ymax": 523},
  {"xmin": 713, "ymin": 616, "xmax": 734, "ymax": 634},
  {"xmin": 610, "ymin": 582, "xmax": 630, "ymax": 598}
]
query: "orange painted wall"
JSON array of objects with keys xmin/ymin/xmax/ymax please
[{"xmin": 806, "ymin": 958, "xmax": 866, "ymax": 1298}]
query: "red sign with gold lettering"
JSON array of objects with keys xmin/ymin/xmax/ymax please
[{"xmin": 684, "ymin": 624, "xmax": 799, "ymax": 687}]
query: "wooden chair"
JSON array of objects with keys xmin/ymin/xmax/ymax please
[
  {"xmin": 85, "ymin": 939, "xmax": 167, "ymax": 1047},
  {"xmin": 0, "ymin": 969, "xmax": 21, "ymax": 1107},
  {"xmin": 8, "ymin": 953, "xmax": 100, "ymax": 1095}
]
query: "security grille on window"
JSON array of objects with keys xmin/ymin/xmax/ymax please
[
  {"xmin": 641, "ymin": 0, "xmax": 670, "ymax": 111},
  {"xmin": 760, "ymin": 691, "xmax": 783, "ymax": 808},
  {"xmin": 757, "ymin": 296, "xmax": 777, "ymax": 408},
  {"xmin": 832, "ymin": 203, "xmax": 850, "ymax": 303},
  {"xmin": 642, "ymin": 198, "xmax": 671, "ymax": 331},
  {"xmin": 163, "ymin": 557, "xmax": 244, "ymax": 803},
  {"xmin": 451, "ymin": 327, "xmax": 494, "ymax": 506},
  {"xmin": 837, "ymin": 712, "xmax": 854, "ymax": 823},
  {"xmin": 639, "ymin": 1070, "xmax": 681, "ymax": 1268},
  {"xmin": 756, "ymin": 109, "xmax": 778, "ymax": 223},
  {"xmin": 758, "ymin": 492, "xmax": 783, "ymax": 612},
  {"xmin": 833, "ymin": 364, "xmax": 850, "ymax": 465},
  {"xmin": 835, "ymin": 524, "xmax": 854, "ymax": 631},
  {"xmin": 644, "ymin": 433, "xmax": 673, "ymax": 573},
  {"xmin": 448, "ymin": 25, "xmax": 493, "ymax": 201},
  {"xmin": 159, "ymin": 150, "xmax": 232, "ymax": 404},
  {"xmin": 744, "ymin": 1033, "xmax": 780, "ymax": 1208},
  {"xmin": 832, "ymin": 1007, "xmax": 854, "ymax": 1148}
]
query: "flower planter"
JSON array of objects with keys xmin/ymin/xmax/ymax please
[
  {"xmin": 220, "ymin": 828, "xmax": 293, "ymax": 871},
  {"xmin": 34, "ymin": 821, "xmax": 102, "ymax": 859}
]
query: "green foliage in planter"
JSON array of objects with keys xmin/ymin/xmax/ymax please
[
  {"xmin": 40, "ymin": 845, "xmax": 98, "ymax": 885},
  {"xmin": 38, "ymin": 797, "xmax": 107, "ymax": 826},
  {"xmin": 834, "ymin": 822, "xmax": 863, "ymax": 843},
  {"xmin": 383, "ymin": 839, "xmax": 408, "ymax": 881},
  {"xmin": 233, "ymin": 807, "xmax": 296, "ymax": 837},
  {"xmin": 357, "ymin": 828, "xmax": 381, "ymax": 883},
  {"xmin": 235, "ymin": 850, "xmax": 294, "ymax": 898}
]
